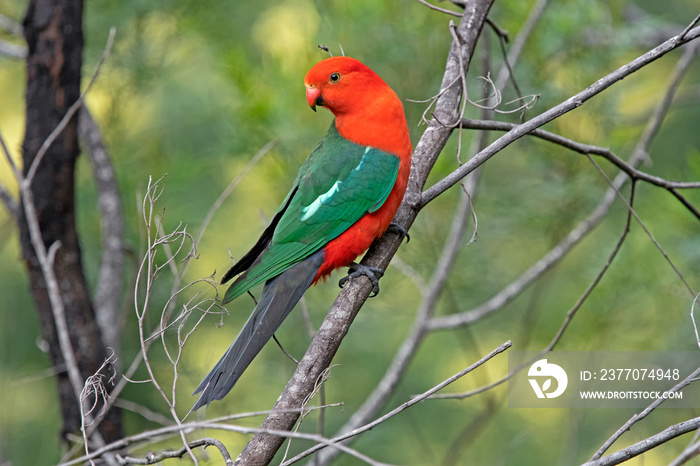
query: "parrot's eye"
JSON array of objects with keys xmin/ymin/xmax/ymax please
[{"xmin": 329, "ymin": 72, "xmax": 341, "ymax": 83}]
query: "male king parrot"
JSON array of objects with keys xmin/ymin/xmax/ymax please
[{"xmin": 191, "ymin": 56, "xmax": 412, "ymax": 410}]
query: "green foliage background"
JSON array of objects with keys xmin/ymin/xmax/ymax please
[{"xmin": 1, "ymin": 0, "xmax": 699, "ymax": 464}]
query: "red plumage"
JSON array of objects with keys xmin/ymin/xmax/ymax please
[
  {"xmin": 304, "ymin": 57, "xmax": 412, "ymax": 282},
  {"xmin": 192, "ymin": 57, "xmax": 412, "ymax": 410}
]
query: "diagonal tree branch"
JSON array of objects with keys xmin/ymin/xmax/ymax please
[
  {"xmin": 281, "ymin": 340, "xmax": 512, "ymax": 465},
  {"xmin": 79, "ymin": 107, "xmax": 125, "ymax": 356},
  {"xmin": 580, "ymin": 417, "xmax": 700, "ymax": 466},
  {"xmin": 420, "ymin": 24, "xmax": 700, "ymax": 206},
  {"xmin": 233, "ymin": 9, "xmax": 700, "ymax": 466},
  {"xmin": 234, "ymin": 1, "xmax": 496, "ymax": 464},
  {"xmin": 590, "ymin": 366, "xmax": 700, "ymax": 462},
  {"xmin": 429, "ymin": 39, "xmax": 699, "ymax": 330},
  {"xmin": 313, "ymin": 20, "xmax": 522, "ymax": 460},
  {"xmin": 459, "ymin": 118, "xmax": 700, "ymax": 190}
]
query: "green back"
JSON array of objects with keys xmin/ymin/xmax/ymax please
[{"xmin": 224, "ymin": 121, "xmax": 400, "ymax": 302}]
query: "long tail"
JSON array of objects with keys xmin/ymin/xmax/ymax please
[{"xmin": 191, "ymin": 250, "xmax": 324, "ymax": 411}]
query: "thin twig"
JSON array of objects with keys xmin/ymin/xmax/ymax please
[
  {"xmin": 281, "ymin": 341, "xmax": 512, "ymax": 465},
  {"xmin": 60, "ymin": 419, "xmax": 391, "ymax": 466},
  {"xmin": 429, "ymin": 38, "xmax": 699, "ymax": 330},
  {"xmin": 485, "ymin": 18, "xmax": 509, "ymax": 42},
  {"xmin": 432, "ymin": 182, "xmax": 636, "ymax": 400},
  {"xmin": 691, "ymin": 292, "xmax": 700, "ymax": 350},
  {"xmin": 581, "ymin": 417, "xmax": 700, "ymax": 466},
  {"xmin": 317, "ymin": 183, "xmax": 477, "ymax": 465},
  {"xmin": 195, "ymin": 140, "xmax": 277, "ymax": 249},
  {"xmin": 415, "ymin": 0, "xmax": 461, "ymax": 17},
  {"xmin": 132, "ymin": 176, "xmax": 197, "ymax": 462},
  {"xmin": 420, "ymin": 24, "xmax": 700, "ymax": 206},
  {"xmin": 679, "ymin": 13, "xmax": 700, "ymax": 40},
  {"xmin": 586, "ymin": 154, "xmax": 695, "ymax": 296},
  {"xmin": 493, "ymin": 0, "xmax": 549, "ymax": 97},
  {"xmin": 458, "ymin": 118, "xmax": 700, "ymax": 217},
  {"xmin": 80, "ymin": 145, "xmax": 271, "ymax": 440},
  {"xmin": 668, "ymin": 434, "xmax": 700, "ymax": 466},
  {"xmin": 79, "ymin": 107, "xmax": 124, "ymax": 354},
  {"xmin": 590, "ymin": 365, "xmax": 700, "ymax": 461},
  {"xmin": 116, "ymin": 437, "xmax": 233, "ymax": 465}
]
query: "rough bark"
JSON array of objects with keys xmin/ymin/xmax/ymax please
[{"xmin": 19, "ymin": 0, "xmax": 122, "ymax": 443}]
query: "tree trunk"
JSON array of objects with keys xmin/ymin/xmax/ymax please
[{"xmin": 19, "ymin": 0, "xmax": 122, "ymax": 444}]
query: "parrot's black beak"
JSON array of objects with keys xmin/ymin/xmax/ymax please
[{"xmin": 312, "ymin": 95, "xmax": 326, "ymax": 112}]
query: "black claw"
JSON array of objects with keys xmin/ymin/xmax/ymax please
[
  {"xmin": 338, "ymin": 262, "xmax": 383, "ymax": 297},
  {"xmin": 386, "ymin": 222, "xmax": 410, "ymax": 243}
]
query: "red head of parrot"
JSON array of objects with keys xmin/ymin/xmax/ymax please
[{"xmin": 303, "ymin": 56, "xmax": 412, "ymax": 160}]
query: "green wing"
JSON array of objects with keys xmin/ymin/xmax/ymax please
[{"xmin": 224, "ymin": 121, "xmax": 399, "ymax": 302}]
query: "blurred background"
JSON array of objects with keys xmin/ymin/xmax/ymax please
[{"xmin": 1, "ymin": 0, "xmax": 699, "ymax": 464}]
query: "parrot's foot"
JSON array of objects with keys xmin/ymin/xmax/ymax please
[
  {"xmin": 339, "ymin": 263, "xmax": 384, "ymax": 297},
  {"xmin": 386, "ymin": 222, "xmax": 410, "ymax": 243}
]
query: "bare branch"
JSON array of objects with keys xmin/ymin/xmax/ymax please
[
  {"xmin": 458, "ymin": 118, "xmax": 700, "ymax": 220},
  {"xmin": 585, "ymin": 154, "xmax": 695, "ymax": 296},
  {"xmin": 79, "ymin": 107, "xmax": 124, "ymax": 355},
  {"xmin": 0, "ymin": 13, "xmax": 23, "ymax": 36},
  {"xmin": 235, "ymin": 3, "xmax": 496, "ymax": 463},
  {"xmin": 429, "ymin": 32, "xmax": 699, "ymax": 330},
  {"xmin": 485, "ymin": 18, "xmax": 509, "ymax": 42},
  {"xmin": 0, "ymin": 38, "xmax": 26, "ymax": 58},
  {"xmin": 679, "ymin": 13, "xmax": 700, "ymax": 40},
  {"xmin": 493, "ymin": 0, "xmax": 549, "ymax": 93},
  {"xmin": 458, "ymin": 118, "xmax": 700, "ymax": 189},
  {"xmin": 282, "ymin": 341, "xmax": 512, "ymax": 465},
  {"xmin": 580, "ymin": 417, "xmax": 700, "ymax": 466},
  {"xmin": 420, "ymin": 24, "xmax": 700, "ymax": 206},
  {"xmin": 116, "ymin": 438, "xmax": 233, "ymax": 466},
  {"xmin": 432, "ymin": 182, "xmax": 636, "ymax": 400},
  {"xmin": 414, "ymin": 0, "xmax": 461, "ymax": 17},
  {"xmin": 317, "ymin": 174, "xmax": 478, "ymax": 466},
  {"xmin": 590, "ymin": 366, "xmax": 700, "ymax": 461},
  {"xmin": 692, "ymin": 292, "xmax": 700, "ymax": 350},
  {"xmin": 60, "ymin": 419, "xmax": 391, "ymax": 466},
  {"xmin": 668, "ymin": 434, "xmax": 700, "ymax": 466}
]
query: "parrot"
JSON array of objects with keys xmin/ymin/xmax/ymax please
[{"xmin": 191, "ymin": 56, "xmax": 412, "ymax": 411}]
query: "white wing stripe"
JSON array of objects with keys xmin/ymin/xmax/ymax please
[
  {"xmin": 299, "ymin": 147, "xmax": 374, "ymax": 222},
  {"xmin": 300, "ymin": 180, "xmax": 341, "ymax": 221}
]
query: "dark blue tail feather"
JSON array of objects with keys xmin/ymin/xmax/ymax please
[{"xmin": 191, "ymin": 250, "xmax": 324, "ymax": 411}]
